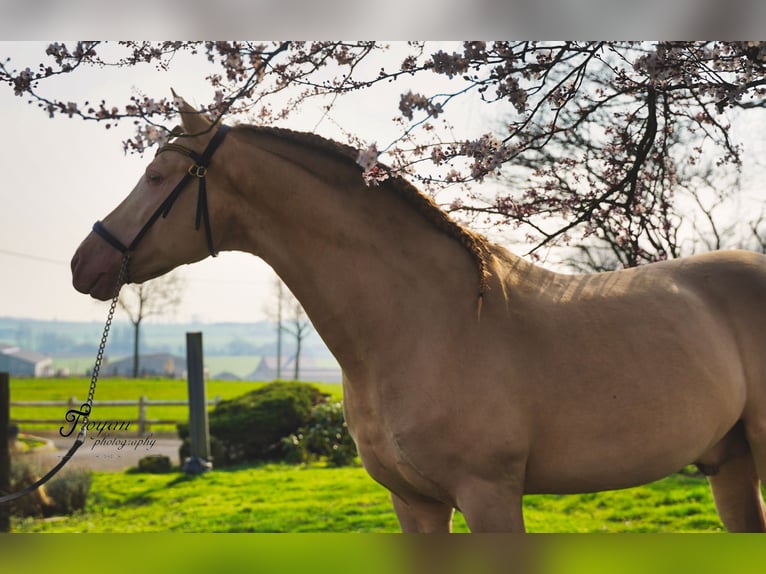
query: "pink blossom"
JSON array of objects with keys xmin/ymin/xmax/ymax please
[
  {"xmin": 429, "ymin": 50, "xmax": 468, "ymax": 79},
  {"xmin": 356, "ymin": 143, "xmax": 379, "ymax": 172}
]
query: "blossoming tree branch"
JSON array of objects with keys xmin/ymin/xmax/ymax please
[{"xmin": 3, "ymin": 41, "xmax": 766, "ymax": 267}]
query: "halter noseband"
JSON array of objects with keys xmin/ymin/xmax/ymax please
[{"xmin": 92, "ymin": 124, "xmax": 230, "ymax": 265}]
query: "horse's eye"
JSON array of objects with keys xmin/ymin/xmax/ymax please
[{"xmin": 146, "ymin": 172, "xmax": 163, "ymax": 184}]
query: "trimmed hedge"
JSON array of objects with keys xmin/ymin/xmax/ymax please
[{"xmin": 179, "ymin": 381, "xmax": 328, "ymax": 466}]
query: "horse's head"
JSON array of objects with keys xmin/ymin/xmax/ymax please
[{"xmin": 71, "ymin": 95, "xmax": 233, "ymax": 300}]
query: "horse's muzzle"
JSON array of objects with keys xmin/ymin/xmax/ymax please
[{"xmin": 70, "ymin": 233, "xmax": 124, "ymax": 301}]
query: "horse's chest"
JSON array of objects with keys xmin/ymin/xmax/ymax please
[
  {"xmin": 345, "ymin": 393, "xmax": 454, "ymax": 503},
  {"xmin": 354, "ymin": 424, "xmax": 453, "ymax": 503}
]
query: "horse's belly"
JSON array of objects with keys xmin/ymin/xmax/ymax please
[
  {"xmin": 518, "ymin": 316, "xmax": 747, "ymax": 493},
  {"xmin": 522, "ymin": 404, "xmax": 742, "ymax": 494},
  {"xmin": 523, "ymin": 452, "xmax": 690, "ymax": 494}
]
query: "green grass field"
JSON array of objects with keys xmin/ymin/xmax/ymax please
[
  {"xmin": 10, "ymin": 463, "xmax": 723, "ymax": 533},
  {"xmin": 9, "ymin": 377, "xmax": 342, "ymax": 433}
]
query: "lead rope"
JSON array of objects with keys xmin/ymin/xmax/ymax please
[{"xmin": 0, "ymin": 255, "xmax": 129, "ymax": 504}]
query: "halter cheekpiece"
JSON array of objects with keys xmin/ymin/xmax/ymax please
[{"xmin": 92, "ymin": 125, "xmax": 230, "ymax": 265}]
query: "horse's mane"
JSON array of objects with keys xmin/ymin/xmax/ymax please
[{"xmin": 234, "ymin": 124, "xmax": 492, "ymax": 299}]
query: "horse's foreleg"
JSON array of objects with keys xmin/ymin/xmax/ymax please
[
  {"xmin": 455, "ymin": 476, "xmax": 526, "ymax": 533},
  {"xmin": 391, "ymin": 492, "xmax": 454, "ymax": 533}
]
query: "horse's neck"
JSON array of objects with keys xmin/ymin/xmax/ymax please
[{"xmin": 225, "ymin": 133, "xmax": 482, "ymax": 380}]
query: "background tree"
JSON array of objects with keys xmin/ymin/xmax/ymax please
[
  {"xmin": 564, "ymin": 154, "xmax": 766, "ymax": 273},
  {"xmin": 281, "ymin": 293, "xmax": 314, "ymax": 381},
  {"xmin": 118, "ymin": 271, "xmax": 185, "ymax": 378},
  {"xmin": 274, "ymin": 279, "xmax": 285, "ymax": 380},
  {"xmin": 263, "ymin": 277, "xmax": 286, "ymax": 380},
  {"xmin": 264, "ymin": 276, "xmax": 315, "ymax": 381},
  {"xmin": 3, "ymin": 41, "xmax": 766, "ymax": 267}
]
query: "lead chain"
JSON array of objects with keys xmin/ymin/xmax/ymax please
[{"xmin": 78, "ymin": 255, "xmax": 129, "ymax": 435}]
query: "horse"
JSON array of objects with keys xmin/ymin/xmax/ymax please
[{"xmin": 71, "ymin": 95, "xmax": 766, "ymax": 532}]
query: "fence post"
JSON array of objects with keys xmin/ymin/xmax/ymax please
[
  {"xmin": 183, "ymin": 332, "xmax": 212, "ymax": 474},
  {"xmin": 137, "ymin": 395, "xmax": 148, "ymax": 436},
  {"xmin": 0, "ymin": 372, "xmax": 10, "ymax": 532}
]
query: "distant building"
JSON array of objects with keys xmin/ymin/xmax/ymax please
[
  {"xmin": 212, "ymin": 371, "xmax": 241, "ymax": 381},
  {"xmin": 0, "ymin": 343, "xmax": 53, "ymax": 377},
  {"xmin": 249, "ymin": 356, "xmax": 342, "ymax": 383},
  {"xmin": 106, "ymin": 353, "xmax": 186, "ymax": 378}
]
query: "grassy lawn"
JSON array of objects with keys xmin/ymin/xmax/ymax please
[
  {"xmin": 10, "ymin": 463, "xmax": 723, "ymax": 533},
  {"xmin": 523, "ymin": 471, "xmax": 723, "ymax": 533},
  {"xmin": 9, "ymin": 377, "xmax": 342, "ymax": 433}
]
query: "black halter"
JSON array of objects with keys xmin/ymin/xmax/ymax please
[{"xmin": 92, "ymin": 124, "xmax": 230, "ymax": 264}]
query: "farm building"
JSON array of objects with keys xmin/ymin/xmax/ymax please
[
  {"xmin": 249, "ymin": 356, "xmax": 342, "ymax": 383},
  {"xmin": 0, "ymin": 343, "xmax": 53, "ymax": 377},
  {"xmin": 105, "ymin": 353, "xmax": 186, "ymax": 378}
]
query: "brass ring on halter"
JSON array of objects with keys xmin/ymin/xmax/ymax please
[{"xmin": 188, "ymin": 164, "xmax": 207, "ymax": 178}]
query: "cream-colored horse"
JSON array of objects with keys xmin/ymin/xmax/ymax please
[{"xmin": 71, "ymin": 97, "xmax": 766, "ymax": 532}]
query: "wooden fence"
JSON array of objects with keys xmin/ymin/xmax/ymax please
[{"xmin": 10, "ymin": 396, "xmax": 222, "ymax": 436}]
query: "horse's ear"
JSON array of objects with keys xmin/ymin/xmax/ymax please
[{"xmin": 171, "ymin": 89, "xmax": 212, "ymax": 136}]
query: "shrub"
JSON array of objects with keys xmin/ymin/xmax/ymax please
[
  {"xmin": 281, "ymin": 401, "xmax": 358, "ymax": 466},
  {"xmin": 45, "ymin": 469, "xmax": 92, "ymax": 515},
  {"xmin": 8, "ymin": 461, "xmax": 56, "ymax": 517},
  {"xmin": 280, "ymin": 432, "xmax": 307, "ymax": 464},
  {"xmin": 178, "ymin": 381, "xmax": 328, "ymax": 466},
  {"xmin": 137, "ymin": 455, "xmax": 172, "ymax": 473},
  {"xmin": 9, "ymin": 461, "xmax": 92, "ymax": 517}
]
